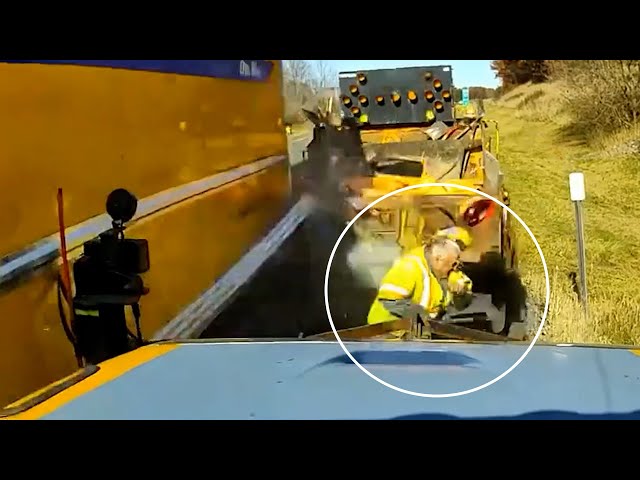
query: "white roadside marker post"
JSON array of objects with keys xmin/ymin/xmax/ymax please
[{"xmin": 569, "ymin": 172, "xmax": 589, "ymax": 321}]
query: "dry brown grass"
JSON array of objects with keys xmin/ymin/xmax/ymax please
[
  {"xmin": 489, "ymin": 85, "xmax": 640, "ymax": 346},
  {"xmin": 548, "ymin": 61, "xmax": 640, "ymax": 139},
  {"xmin": 489, "ymin": 82, "xmax": 570, "ymax": 124}
]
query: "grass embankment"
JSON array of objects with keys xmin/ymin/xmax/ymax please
[{"xmin": 486, "ymin": 83, "xmax": 640, "ymax": 345}]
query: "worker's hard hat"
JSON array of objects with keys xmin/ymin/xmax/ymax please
[{"xmin": 433, "ymin": 226, "xmax": 472, "ymax": 251}]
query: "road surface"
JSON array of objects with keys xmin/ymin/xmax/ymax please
[
  {"xmin": 201, "ymin": 129, "xmax": 376, "ymax": 339},
  {"xmin": 287, "ymin": 129, "xmax": 311, "ymax": 166}
]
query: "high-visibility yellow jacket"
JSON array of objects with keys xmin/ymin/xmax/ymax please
[{"xmin": 366, "ymin": 246, "xmax": 471, "ymax": 325}]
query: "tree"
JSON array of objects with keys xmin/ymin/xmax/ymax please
[
  {"xmin": 310, "ymin": 60, "xmax": 337, "ymax": 91},
  {"xmin": 491, "ymin": 60, "xmax": 550, "ymax": 90},
  {"xmin": 283, "ymin": 60, "xmax": 313, "ymax": 98},
  {"xmin": 469, "ymin": 86, "xmax": 497, "ymax": 99}
]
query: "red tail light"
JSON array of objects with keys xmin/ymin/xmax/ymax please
[{"xmin": 463, "ymin": 199, "xmax": 496, "ymax": 227}]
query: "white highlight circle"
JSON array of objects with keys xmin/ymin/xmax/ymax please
[{"xmin": 323, "ymin": 182, "xmax": 550, "ymax": 398}]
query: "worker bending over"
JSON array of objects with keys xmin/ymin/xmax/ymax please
[{"xmin": 367, "ymin": 226, "xmax": 474, "ymax": 324}]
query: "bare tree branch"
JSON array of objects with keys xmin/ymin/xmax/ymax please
[
  {"xmin": 310, "ymin": 60, "xmax": 337, "ymax": 92},
  {"xmin": 551, "ymin": 60, "xmax": 640, "ymax": 136},
  {"xmin": 281, "ymin": 60, "xmax": 339, "ymax": 124},
  {"xmin": 283, "ymin": 60, "xmax": 313, "ymax": 98}
]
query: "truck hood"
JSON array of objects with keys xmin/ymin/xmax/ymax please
[{"xmin": 26, "ymin": 340, "xmax": 640, "ymax": 420}]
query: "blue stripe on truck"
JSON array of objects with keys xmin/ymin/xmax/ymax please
[{"xmin": 0, "ymin": 60, "xmax": 274, "ymax": 81}]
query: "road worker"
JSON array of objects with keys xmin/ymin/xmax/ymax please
[{"xmin": 366, "ymin": 226, "xmax": 474, "ymax": 325}]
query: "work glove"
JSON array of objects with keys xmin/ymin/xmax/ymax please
[
  {"xmin": 446, "ymin": 271, "xmax": 473, "ymax": 312},
  {"xmin": 447, "ymin": 270, "xmax": 473, "ymax": 295}
]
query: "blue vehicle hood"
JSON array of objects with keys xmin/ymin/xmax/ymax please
[{"xmin": 37, "ymin": 341, "xmax": 640, "ymax": 420}]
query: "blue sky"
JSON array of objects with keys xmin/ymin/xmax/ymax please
[{"xmin": 320, "ymin": 60, "xmax": 499, "ymax": 88}]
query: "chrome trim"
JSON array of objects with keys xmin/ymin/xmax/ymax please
[{"xmin": 0, "ymin": 155, "xmax": 287, "ymax": 288}]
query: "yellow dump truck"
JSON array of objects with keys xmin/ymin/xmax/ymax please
[{"xmin": 307, "ymin": 65, "xmax": 528, "ymax": 340}]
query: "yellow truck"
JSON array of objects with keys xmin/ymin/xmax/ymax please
[
  {"xmin": 0, "ymin": 60, "xmax": 307, "ymax": 407},
  {"xmin": 307, "ymin": 65, "xmax": 528, "ymax": 340}
]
